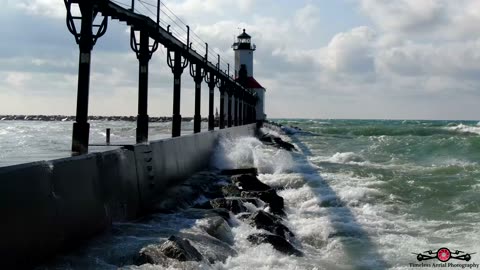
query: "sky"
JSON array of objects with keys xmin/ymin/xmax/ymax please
[{"xmin": 1, "ymin": 0, "xmax": 480, "ymax": 120}]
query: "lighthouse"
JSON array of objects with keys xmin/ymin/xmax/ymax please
[{"xmin": 233, "ymin": 29, "xmax": 266, "ymax": 121}]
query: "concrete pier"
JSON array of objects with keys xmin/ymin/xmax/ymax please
[{"xmin": 0, "ymin": 124, "xmax": 257, "ymax": 267}]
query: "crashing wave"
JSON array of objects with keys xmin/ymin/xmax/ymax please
[{"xmin": 446, "ymin": 124, "xmax": 480, "ymax": 135}]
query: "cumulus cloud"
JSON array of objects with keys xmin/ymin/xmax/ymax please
[
  {"xmin": 163, "ymin": 0, "xmax": 256, "ymax": 18},
  {"xmin": 360, "ymin": 0, "xmax": 446, "ymax": 33},
  {"xmin": 15, "ymin": 0, "xmax": 65, "ymax": 19},
  {"xmin": 324, "ymin": 26, "xmax": 376, "ymax": 74},
  {"xmin": 4, "ymin": 72, "xmax": 32, "ymax": 90},
  {"xmin": 294, "ymin": 4, "xmax": 320, "ymax": 33},
  {"xmin": 360, "ymin": 0, "xmax": 480, "ymax": 40},
  {"xmin": 378, "ymin": 39, "xmax": 480, "ymax": 80},
  {"xmin": 1, "ymin": 0, "xmax": 480, "ymax": 119}
]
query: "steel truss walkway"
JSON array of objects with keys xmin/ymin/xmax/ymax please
[{"xmin": 64, "ymin": 0, "xmax": 258, "ymax": 153}]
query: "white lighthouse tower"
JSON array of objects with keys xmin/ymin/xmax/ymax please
[{"xmin": 233, "ymin": 29, "xmax": 266, "ymax": 121}]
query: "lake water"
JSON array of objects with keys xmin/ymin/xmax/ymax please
[{"xmin": 2, "ymin": 119, "xmax": 479, "ymax": 269}]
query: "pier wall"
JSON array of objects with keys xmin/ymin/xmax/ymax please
[{"xmin": 0, "ymin": 124, "xmax": 256, "ymax": 265}]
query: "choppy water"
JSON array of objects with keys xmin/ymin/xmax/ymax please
[
  {"xmin": 3, "ymin": 119, "xmax": 480, "ymax": 269},
  {"xmin": 271, "ymin": 119, "xmax": 480, "ymax": 269},
  {"xmin": 0, "ymin": 120, "xmax": 205, "ymax": 167}
]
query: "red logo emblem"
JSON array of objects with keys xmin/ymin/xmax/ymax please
[{"xmin": 437, "ymin": 248, "xmax": 451, "ymax": 262}]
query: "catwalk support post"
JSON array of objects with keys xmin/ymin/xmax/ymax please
[
  {"xmin": 190, "ymin": 62, "xmax": 205, "ymax": 133},
  {"xmin": 247, "ymin": 97, "xmax": 253, "ymax": 124},
  {"xmin": 131, "ymin": 28, "xmax": 158, "ymax": 143},
  {"xmin": 167, "ymin": 49, "xmax": 188, "ymax": 137},
  {"xmin": 65, "ymin": 0, "xmax": 107, "ymax": 154},
  {"xmin": 218, "ymin": 80, "xmax": 226, "ymax": 129},
  {"xmin": 245, "ymin": 103, "xmax": 249, "ymax": 124},
  {"xmin": 205, "ymin": 71, "xmax": 218, "ymax": 131},
  {"xmin": 246, "ymin": 101, "xmax": 251, "ymax": 124},
  {"xmin": 227, "ymin": 84, "xmax": 233, "ymax": 128},
  {"xmin": 226, "ymin": 63, "xmax": 232, "ymax": 128},
  {"xmin": 203, "ymin": 44, "xmax": 218, "ymax": 131},
  {"xmin": 216, "ymin": 55, "xmax": 226, "ymax": 129},
  {"xmin": 167, "ymin": 26, "xmax": 190, "ymax": 137},
  {"xmin": 239, "ymin": 89, "xmax": 243, "ymax": 125},
  {"xmin": 253, "ymin": 101, "xmax": 257, "ymax": 123},
  {"xmin": 234, "ymin": 86, "xmax": 239, "ymax": 126}
]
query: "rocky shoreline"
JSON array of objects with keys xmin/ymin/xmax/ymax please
[{"xmin": 0, "ymin": 115, "xmax": 209, "ymax": 122}]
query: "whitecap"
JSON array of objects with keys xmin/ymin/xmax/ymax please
[
  {"xmin": 329, "ymin": 152, "xmax": 364, "ymax": 163},
  {"xmin": 446, "ymin": 124, "xmax": 480, "ymax": 135}
]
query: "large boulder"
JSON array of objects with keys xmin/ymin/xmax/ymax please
[
  {"xmin": 259, "ymin": 134, "xmax": 274, "ymax": 144},
  {"xmin": 152, "ymin": 172, "xmax": 226, "ymax": 211},
  {"xmin": 273, "ymin": 137, "xmax": 296, "ymax": 151},
  {"xmin": 179, "ymin": 232, "xmax": 237, "ymax": 263},
  {"xmin": 208, "ymin": 198, "xmax": 262, "ymax": 214},
  {"xmin": 158, "ymin": 236, "xmax": 203, "ymax": 261},
  {"xmin": 247, "ymin": 210, "xmax": 294, "ymax": 239},
  {"xmin": 231, "ymin": 174, "xmax": 271, "ymax": 191},
  {"xmin": 210, "ymin": 198, "xmax": 247, "ymax": 214},
  {"xmin": 247, "ymin": 233, "xmax": 303, "ymax": 257},
  {"xmin": 135, "ymin": 245, "xmax": 169, "ymax": 265},
  {"xmin": 221, "ymin": 184, "xmax": 242, "ymax": 197},
  {"xmin": 241, "ymin": 189, "xmax": 285, "ymax": 216},
  {"xmin": 260, "ymin": 134, "xmax": 296, "ymax": 151},
  {"xmin": 197, "ymin": 216, "xmax": 234, "ymax": 244},
  {"xmin": 220, "ymin": 168, "xmax": 258, "ymax": 176},
  {"xmin": 136, "ymin": 236, "xmax": 202, "ymax": 265}
]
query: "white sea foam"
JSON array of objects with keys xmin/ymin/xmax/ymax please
[
  {"xmin": 329, "ymin": 152, "xmax": 365, "ymax": 163},
  {"xmin": 309, "ymin": 152, "xmax": 365, "ymax": 164},
  {"xmin": 446, "ymin": 124, "xmax": 480, "ymax": 135},
  {"xmin": 230, "ymin": 130, "xmax": 479, "ymax": 269},
  {"xmin": 435, "ymin": 158, "xmax": 478, "ymax": 167},
  {"xmin": 338, "ymin": 187, "xmax": 382, "ymax": 205},
  {"xmin": 210, "ymin": 136, "xmax": 295, "ymax": 174},
  {"xmin": 258, "ymin": 173, "xmax": 306, "ymax": 189}
]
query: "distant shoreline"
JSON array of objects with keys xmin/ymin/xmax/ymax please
[
  {"xmin": 0, "ymin": 115, "xmax": 209, "ymax": 122},
  {"xmin": 1, "ymin": 115, "xmax": 477, "ymax": 122}
]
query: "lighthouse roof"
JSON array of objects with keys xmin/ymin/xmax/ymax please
[
  {"xmin": 232, "ymin": 29, "xmax": 256, "ymax": 51},
  {"xmin": 236, "ymin": 76, "xmax": 265, "ymax": 89},
  {"xmin": 238, "ymin": 29, "xmax": 251, "ymax": 39}
]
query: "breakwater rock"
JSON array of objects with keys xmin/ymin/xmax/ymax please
[
  {"xmin": 38, "ymin": 131, "xmax": 301, "ymax": 269},
  {"xmin": 136, "ymin": 236, "xmax": 203, "ymax": 264},
  {"xmin": 130, "ymin": 133, "xmax": 303, "ymax": 268},
  {"xmin": 0, "ymin": 115, "xmax": 211, "ymax": 122},
  {"xmin": 130, "ymin": 167, "xmax": 302, "ymax": 268}
]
